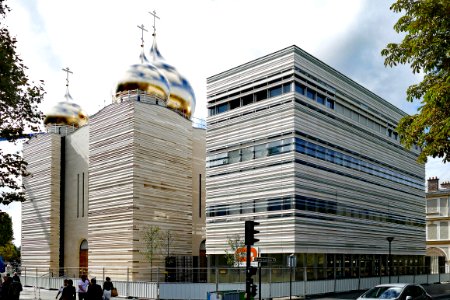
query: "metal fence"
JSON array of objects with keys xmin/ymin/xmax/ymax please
[{"xmin": 16, "ymin": 267, "xmax": 450, "ymax": 300}]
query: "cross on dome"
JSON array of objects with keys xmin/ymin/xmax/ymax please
[
  {"xmin": 62, "ymin": 67, "xmax": 73, "ymax": 101},
  {"xmin": 148, "ymin": 10, "xmax": 160, "ymax": 37},
  {"xmin": 137, "ymin": 24, "xmax": 148, "ymax": 64}
]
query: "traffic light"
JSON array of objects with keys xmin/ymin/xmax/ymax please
[
  {"xmin": 246, "ymin": 266, "xmax": 258, "ymax": 299},
  {"xmin": 245, "ymin": 220, "xmax": 260, "ymax": 246}
]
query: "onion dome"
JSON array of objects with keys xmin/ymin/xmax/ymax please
[
  {"xmin": 44, "ymin": 78, "xmax": 88, "ymax": 128},
  {"xmin": 149, "ymin": 37, "xmax": 196, "ymax": 118},
  {"xmin": 115, "ymin": 48, "xmax": 170, "ymax": 101}
]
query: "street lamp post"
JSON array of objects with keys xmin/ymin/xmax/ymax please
[{"xmin": 386, "ymin": 237, "xmax": 394, "ymax": 283}]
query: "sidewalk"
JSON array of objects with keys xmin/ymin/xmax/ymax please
[{"xmin": 20, "ymin": 286, "xmax": 58, "ymax": 299}]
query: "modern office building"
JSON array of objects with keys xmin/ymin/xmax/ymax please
[
  {"xmin": 426, "ymin": 177, "xmax": 450, "ymax": 273},
  {"xmin": 205, "ymin": 45, "xmax": 425, "ymax": 278},
  {"xmin": 21, "ymin": 33, "xmax": 206, "ymax": 281}
]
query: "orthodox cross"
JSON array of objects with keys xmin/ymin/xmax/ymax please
[
  {"xmin": 137, "ymin": 24, "xmax": 148, "ymax": 48},
  {"xmin": 148, "ymin": 10, "xmax": 160, "ymax": 36},
  {"xmin": 62, "ymin": 67, "xmax": 73, "ymax": 88}
]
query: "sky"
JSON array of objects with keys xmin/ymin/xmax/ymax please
[{"xmin": 1, "ymin": 0, "xmax": 449, "ymax": 246}]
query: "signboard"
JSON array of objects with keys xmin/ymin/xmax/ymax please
[
  {"xmin": 235, "ymin": 247, "xmax": 258, "ymax": 262},
  {"xmin": 254, "ymin": 257, "xmax": 276, "ymax": 263},
  {"xmin": 235, "ymin": 247, "xmax": 258, "ymax": 267}
]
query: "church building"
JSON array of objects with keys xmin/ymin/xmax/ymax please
[{"xmin": 21, "ymin": 24, "xmax": 206, "ymax": 281}]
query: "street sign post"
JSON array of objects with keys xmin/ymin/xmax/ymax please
[{"xmin": 254, "ymin": 257, "xmax": 276, "ymax": 263}]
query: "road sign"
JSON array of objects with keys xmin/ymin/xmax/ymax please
[{"xmin": 254, "ymin": 257, "xmax": 276, "ymax": 263}]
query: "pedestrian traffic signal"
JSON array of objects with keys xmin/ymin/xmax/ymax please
[
  {"xmin": 245, "ymin": 220, "xmax": 260, "ymax": 246},
  {"xmin": 246, "ymin": 274, "xmax": 258, "ymax": 299}
]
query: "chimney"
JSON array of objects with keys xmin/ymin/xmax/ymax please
[
  {"xmin": 441, "ymin": 181, "xmax": 450, "ymax": 190},
  {"xmin": 428, "ymin": 177, "xmax": 439, "ymax": 192}
]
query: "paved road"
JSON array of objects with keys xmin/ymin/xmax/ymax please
[{"xmin": 308, "ymin": 283, "xmax": 450, "ymax": 300}]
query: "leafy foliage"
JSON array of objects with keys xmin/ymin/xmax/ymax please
[
  {"xmin": 0, "ymin": 211, "xmax": 13, "ymax": 246},
  {"xmin": 0, "ymin": 0, "xmax": 45, "ymax": 205},
  {"xmin": 224, "ymin": 234, "xmax": 244, "ymax": 267},
  {"xmin": 0, "ymin": 241, "xmax": 19, "ymax": 262},
  {"xmin": 381, "ymin": 0, "xmax": 450, "ymax": 163}
]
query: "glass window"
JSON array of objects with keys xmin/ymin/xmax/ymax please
[
  {"xmin": 208, "ymin": 107, "xmax": 216, "ymax": 116},
  {"xmin": 228, "ymin": 149, "xmax": 240, "ymax": 164},
  {"xmin": 440, "ymin": 222, "xmax": 448, "ymax": 240},
  {"xmin": 388, "ymin": 129, "xmax": 392, "ymax": 137},
  {"xmin": 316, "ymin": 94, "xmax": 325, "ymax": 105},
  {"xmin": 326, "ymin": 99, "xmax": 334, "ymax": 109},
  {"xmin": 316, "ymin": 145, "xmax": 326, "ymax": 159},
  {"xmin": 217, "ymin": 103, "xmax": 228, "ymax": 114},
  {"xmin": 296, "ymin": 138, "xmax": 306, "ymax": 153},
  {"xmin": 255, "ymin": 90, "xmax": 267, "ymax": 101},
  {"xmin": 229, "ymin": 98, "xmax": 240, "ymax": 110},
  {"xmin": 283, "ymin": 83, "xmax": 292, "ymax": 93},
  {"xmin": 343, "ymin": 107, "xmax": 351, "ymax": 118},
  {"xmin": 393, "ymin": 132, "xmax": 398, "ymax": 140},
  {"xmin": 268, "ymin": 140, "xmax": 283, "ymax": 156},
  {"xmin": 325, "ymin": 149, "xmax": 335, "ymax": 162},
  {"xmin": 428, "ymin": 223, "xmax": 437, "ymax": 239},
  {"xmin": 242, "ymin": 94, "xmax": 253, "ymax": 106},
  {"xmin": 334, "ymin": 152, "xmax": 343, "ymax": 165},
  {"xmin": 254, "ymin": 144, "xmax": 267, "ymax": 158},
  {"xmin": 269, "ymin": 85, "xmax": 283, "ymax": 98},
  {"xmin": 295, "ymin": 82, "xmax": 305, "ymax": 95},
  {"xmin": 241, "ymin": 147, "xmax": 254, "ymax": 162},
  {"xmin": 306, "ymin": 89, "xmax": 316, "ymax": 100},
  {"xmin": 305, "ymin": 142, "xmax": 316, "ymax": 156}
]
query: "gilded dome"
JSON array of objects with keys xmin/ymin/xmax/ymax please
[
  {"xmin": 115, "ymin": 53, "xmax": 170, "ymax": 101},
  {"xmin": 150, "ymin": 39, "xmax": 196, "ymax": 118},
  {"xmin": 44, "ymin": 93, "xmax": 88, "ymax": 128}
]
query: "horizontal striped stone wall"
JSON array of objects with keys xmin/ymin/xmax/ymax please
[
  {"xmin": 22, "ymin": 134, "xmax": 61, "ymax": 273},
  {"xmin": 206, "ymin": 46, "xmax": 425, "ymax": 257}
]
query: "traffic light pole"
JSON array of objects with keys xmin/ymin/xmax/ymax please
[{"xmin": 246, "ymin": 243, "xmax": 251, "ymax": 300}]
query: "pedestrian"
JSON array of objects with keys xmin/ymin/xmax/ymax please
[
  {"xmin": 77, "ymin": 274, "xmax": 89, "ymax": 300},
  {"xmin": 86, "ymin": 278, "xmax": 102, "ymax": 300},
  {"xmin": 61, "ymin": 279, "xmax": 76, "ymax": 300},
  {"xmin": 9, "ymin": 277, "xmax": 22, "ymax": 300},
  {"xmin": 12, "ymin": 272, "xmax": 20, "ymax": 283},
  {"xmin": 1, "ymin": 276, "xmax": 11, "ymax": 300},
  {"xmin": 102, "ymin": 277, "xmax": 114, "ymax": 300},
  {"xmin": 56, "ymin": 279, "xmax": 69, "ymax": 299}
]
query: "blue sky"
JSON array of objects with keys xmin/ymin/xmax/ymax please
[{"xmin": 1, "ymin": 0, "xmax": 449, "ymax": 246}]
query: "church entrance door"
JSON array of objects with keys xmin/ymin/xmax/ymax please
[{"xmin": 79, "ymin": 239, "xmax": 88, "ymax": 275}]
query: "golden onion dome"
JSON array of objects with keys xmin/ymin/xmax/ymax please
[
  {"xmin": 149, "ymin": 38, "xmax": 196, "ymax": 118},
  {"xmin": 115, "ymin": 51, "xmax": 170, "ymax": 101},
  {"xmin": 44, "ymin": 92, "xmax": 88, "ymax": 128}
]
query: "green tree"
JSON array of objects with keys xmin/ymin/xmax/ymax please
[
  {"xmin": 141, "ymin": 225, "xmax": 162, "ymax": 281},
  {"xmin": 224, "ymin": 234, "xmax": 244, "ymax": 267},
  {"xmin": 381, "ymin": 0, "xmax": 450, "ymax": 163},
  {"xmin": 0, "ymin": 211, "xmax": 13, "ymax": 246},
  {"xmin": 0, "ymin": 241, "xmax": 18, "ymax": 261},
  {"xmin": 0, "ymin": 0, "xmax": 45, "ymax": 205}
]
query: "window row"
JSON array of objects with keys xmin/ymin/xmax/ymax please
[
  {"xmin": 207, "ymin": 138, "xmax": 292, "ymax": 168},
  {"xmin": 426, "ymin": 197, "xmax": 450, "ymax": 216},
  {"xmin": 207, "ymin": 136, "xmax": 423, "ymax": 190},
  {"xmin": 294, "ymin": 82, "xmax": 335, "ymax": 109},
  {"xmin": 206, "ymin": 195, "xmax": 425, "ymax": 227},
  {"xmin": 295, "ymin": 138, "xmax": 423, "ymax": 189},
  {"xmin": 208, "ymin": 82, "xmax": 293, "ymax": 116}
]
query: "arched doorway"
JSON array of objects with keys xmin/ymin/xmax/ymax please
[
  {"xmin": 79, "ymin": 239, "xmax": 88, "ymax": 275},
  {"xmin": 426, "ymin": 247, "xmax": 447, "ymax": 274}
]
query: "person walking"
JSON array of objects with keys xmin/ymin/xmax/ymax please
[
  {"xmin": 61, "ymin": 279, "xmax": 76, "ymax": 300},
  {"xmin": 9, "ymin": 277, "xmax": 22, "ymax": 300},
  {"xmin": 102, "ymin": 277, "xmax": 114, "ymax": 300},
  {"xmin": 77, "ymin": 274, "xmax": 89, "ymax": 300},
  {"xmin": 56, "ymin": 279, "xmax": 68, "ymax": 299},
  {"xmin": 86, "ymin": 278, "xmax": 102, "ymax": 300}
]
